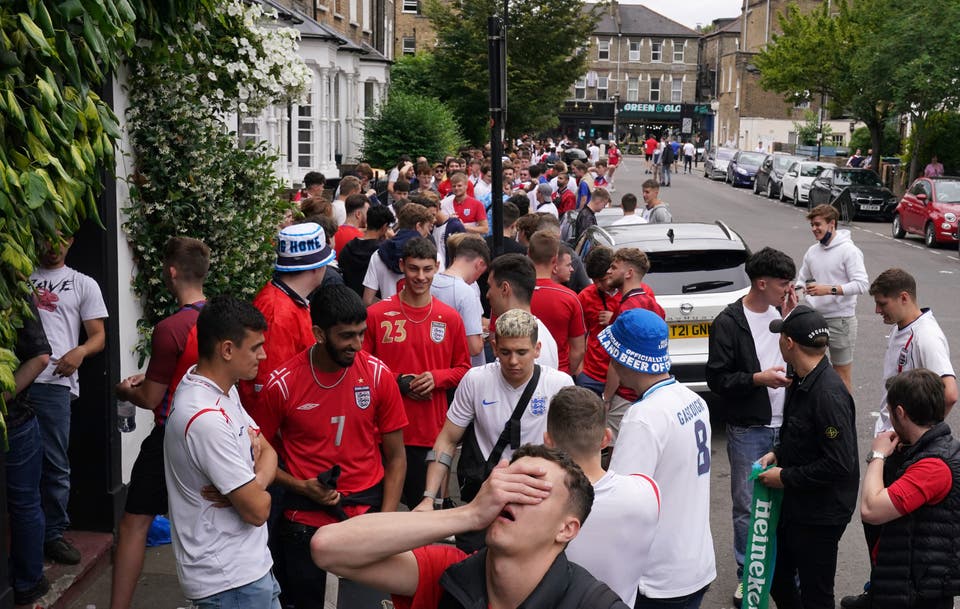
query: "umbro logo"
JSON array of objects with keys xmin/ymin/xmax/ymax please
[
  {"xmin": 384, "ymin": 311, "xmax": 400, "ymax": 317},
  {"xmin": 297, "ymin": 403, "xmax": 321, "ymax": 411}
]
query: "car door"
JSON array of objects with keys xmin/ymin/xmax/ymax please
[
  {"xmin": 810, "ymin": 169, "xmax": 832, "ymax": 205},
  {"xmin": 783, "ymin": 163, "xmax": 800, "ymax": 199},
  {"xmin": 758, "ymin": 158, "xmax": 773, "ymax": 189},
  {"xmin": 900, "ymin": 180, "xmax": 925, "ymax": 233}
]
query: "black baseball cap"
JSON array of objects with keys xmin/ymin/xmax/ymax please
[{"xmin": 769, "ymin": 305, "xmax": 830, "ymax": 347}]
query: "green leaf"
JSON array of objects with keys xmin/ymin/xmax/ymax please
[
  {"xmin": 55, "ymin": 30, "xmax": 82, "ymax": 87},
  {"xmin": 21, "ymin": 171, "xmax": 49, "ymax": 209},
  {"xmin": 56, "ymin": 0, "xmax": 85, "ymax": 21},
  {"xmin": 17, "ymin": 13, "xmax": 55, "ymax": 56},
  {"xmin": 97, "ymin": 103, "xmax": 120, "ymax": 138}
]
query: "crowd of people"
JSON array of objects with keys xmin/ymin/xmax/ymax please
[{"xmin": 5, "ymin": 142, "xmax": 959, "ymax": 609}]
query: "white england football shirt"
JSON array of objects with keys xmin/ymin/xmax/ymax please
[
  {"xmin": 164, "ymin": 367, "xmax": 273, "ymax": 600},
  {"xmin": 566, "ymin": 471, "xmax": 660, "ymax": 606},
  {"xmin": 447, "ymin": 362, "xmax": 573, "ymax": 460},
  {"xmin": 609, "ymin": 378, "xmax": 716, "ymax": 598}
]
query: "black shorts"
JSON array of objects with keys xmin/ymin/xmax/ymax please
[
  {"xmin": 645, "ymin": 153, "xmax": 653, "ymax": 161},
  {"xmin": 125, "ymin": 425, "xmax": 168, "ymax": 515}
]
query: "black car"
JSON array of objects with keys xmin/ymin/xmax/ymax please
[
  {"xmin": 754, "ymin": 154, "xmax": 806, "ymax": 199},
  {"xmin": 561, "ymin": 147, "xmax": 587, "ymax": 164},
  {"xmin": 807, "ymin": 167, "xmax": 898, "ymax": 220}
]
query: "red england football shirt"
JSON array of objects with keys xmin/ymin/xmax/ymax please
[
  {"xmin": 451, "ymin": 195, "xmax": 487, "ymax": 224},
  {"xmin": 615, "ymin": 284, "xmax": 665, "ymax": 401},
  {"xmin": 363, "ymin": 296, "xmax": 471, "ymax": 447},
  {"xmin": 391, "ymin": 545, "xmax": 468, "ymax": 609},
  {"xmin": 553, "ymin": 188, "xmax": 577, "ymax": 215},
  {"xmin": 334, "ymin": 224, "xmax": 364, "ymax": 256},
  {"xmin": 438, "ymin": 179, "xmax": 475, "ymax": 198},
  {"xmin": 578, "ymin": 285, "xmax": 620, "ymax": 383},
  {"xmin": 530, "ymin": 278, "xmax": 587, "ymax": 374},
  {"xmin": 257, "ymin": 349, "xmax": 408, "ymax": 528},
  {"xmin": 145, "ymin": 302, "xmax": 203, "ymax": 425},
  {"xmin": 238, "ymin": 280, "xmax": 315, "ymax": 422}
]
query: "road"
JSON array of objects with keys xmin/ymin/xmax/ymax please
[{"xmin": 610, "ymin": 154, "xmax": 960, "ymax": 608}]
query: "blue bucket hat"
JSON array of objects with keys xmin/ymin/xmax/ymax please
[{"xmin": 598, "ymin": 308, "xmax": 671, "ymax": 374}]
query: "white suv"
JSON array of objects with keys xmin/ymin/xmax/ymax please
[{"xmin": 575, "ymin": 222, "xmax": 751, "ymax": 393}]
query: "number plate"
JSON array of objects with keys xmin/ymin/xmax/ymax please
[
  {"xmin": 860, "ymin": 204, "xmax": 881, "ymax": 211},
  {"xmin": 669, "ymin": 322, "xmax": 711, "ymax": 339}
]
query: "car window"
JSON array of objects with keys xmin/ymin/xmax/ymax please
[
  {"xmin": 739, "ymin": 152, "xmax": 766, "ymax": 166},
  {"xmin": 717, "ymin": 149, "xmax": 736, "ymax": 160},
  {"xmin": 801, "ymin": 164, "xmax": 826, "ymax": 177},
  {"xmin": 645, "ymin": 250, "xmax": 750, "ymax": 295},
  {"xmin": 837, "ymin": 170, "xmax": 881, "ymax": 187},
  {"xmin": 773, "ymin": 156, "xmax": 796, "ymax": 171},
  {"xmin": 936, "ymin": 180, "xmax": 960, "ymax": 203},
  {"xmin": 909, "ymin": 181, "xmax": 926, "ymax": 196}
]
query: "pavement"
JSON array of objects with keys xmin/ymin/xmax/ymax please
[{"xmin": 42, "ymin": 154, "xmax": 960, "ymax": 609}]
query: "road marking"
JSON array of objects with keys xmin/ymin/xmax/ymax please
[{"xmin": 870, "ymin": 411, "xmax": 881, "ymax": 418}]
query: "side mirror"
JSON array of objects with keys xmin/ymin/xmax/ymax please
[{"xmin": 917, "ymin": 193, "xmax": 928, "ymax": 201}]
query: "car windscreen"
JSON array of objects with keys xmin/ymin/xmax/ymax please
[
  {"xmin": 645, "ymin": 250, "xmax": 750, "ymax": 295},
  {"xmin": 773, "ymin": 156, "xmax": 799, "ymax": 171},
  {"xmin": 717, "ymin": 149, "xmax": 736, "ymax": 160},
  {"xmin": 801, "ymin": 164, "xmax": 828, "ymax": 177},
  {"xmin": 936, "ymin": 180, "xmax": 960, "ymax": 203},
  {"xmin": 836, "ymin": 170, "xmax": 881, "ymax": 187},
  {"xmin": 738, "ymin": 152, "xmax": 766, "ymax": 167}
]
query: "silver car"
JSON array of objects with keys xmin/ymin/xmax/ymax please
[{"xmin": 704, "ymin": 147, "xmax": 737, "ymax": 180}]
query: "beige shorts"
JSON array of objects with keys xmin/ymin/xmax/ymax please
[
  {"xmin": 827, "ymin": 316, "xmax": 858, "ymax": 366},
  {"xmin": 606, "ymin": 395, "xmax": 634, "ymax": 445}
]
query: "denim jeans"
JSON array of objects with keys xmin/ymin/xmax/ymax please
[
  {"xmin": 27, "ymin": 383, "xmax": 73, "ymax": 541},
  {"xmin": 6, "ymin": 416, "xmax": 46, "ymax": 592},
  {"xmin": 661, "ymin": 164, "xmax": 672, "ymax": 186},
  {"xmin": 635, "ymin": 585, "xmax": 708, "ymax": 609},
  {"xmin": 191, "ymin": 570, "xmax": 281, "ymax": 609},
  {"xmin": 727, "ymin": 424, "xmax": 780, "ymax": 577},
  {"xmin": 574, "ymin": 372, "xmax": 605, "ymax": 397}
]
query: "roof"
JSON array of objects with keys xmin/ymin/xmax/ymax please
[
  {"xmin": 588, "ymin": 3, "xmax": 700, "ymax": 38},
  {"xmin": 260, "ymin": 0, "xmax": 367, "ymax": 53},
  {"xmin": 599, "ymin": 222, "xmax": 748, "ymax": 253},
  {"xmin": 702, "ymin": 16, "xmax": 742, "ymax": 39}
]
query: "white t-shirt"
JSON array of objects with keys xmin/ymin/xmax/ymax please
[
  {"xmin": 447, "ymin": 362, "xmax": 573, "ymax": 460},
  {"xmin": 535, "ymin": 201, "xmax": 559, "ymax": 218},
  {"xmin": 388, "ymin": 167, "xmax": 400, "ymax": 184},
  {"xmin": 163, "ymin": 368, "xmax": 273, "ymax": 600},
  {"xmin": 362, "ymin": 251, "xmax": 403, "ymax": 299},
  {"xmin": 683, "ymin": 142, "xmax": 695, "ymax": 157},
  {"xmin": 332, "ymin": 199, "xmax": 347, "ymax": 226},
  {"xmin": 875, "ymin": 309, "xmax": 955, "ymax": 435},
  {"xmin": 588, "ymin": 144, "xmax": 600, "ymax": 164},
  {"xmin": 566, "ymin": 471, "xmax": 660, "ymax": 607},
  {"xmin": 743, "ymin": 305, "xmax": 786, "ymax": 427},
  {"xmin": 609, "ymin": 378, "xmax": 716, "ymax": 598},
  {"xmin": 31, "ymin": 265, "xmax": 109, "ymax": 398},
  {"xmin": 474, "ymin": 178, "xmax": 492, "ymax": 201},
  {"xmin": 534, "ymin": 318, "xmax": 559, "ymax": 370},
  {"xmin": 431, "ymin": 273, "xmax": 484, "ymax": 366},
  {"xmin": 611, "ymin": 214, "xmax": 648, "ymax": 226}
]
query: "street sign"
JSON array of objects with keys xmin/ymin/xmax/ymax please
[{"xmin": 682, "ymin": 118, "xmax": 692, "ymax": 134}]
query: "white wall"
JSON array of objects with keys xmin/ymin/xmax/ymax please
[{"xmin": 738, "ymin": 117, "xmax": 860, "ymax": 152}]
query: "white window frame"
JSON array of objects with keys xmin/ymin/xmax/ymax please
[
  {"xmin": 297, "ymin": 93, "xmax": 314, "ymax": 168},
  {"xmin": 673, "ymin": 40, "xmax": 684, "ymax": 63},
  {"xmin": 626, "ymin": 77, "xmax": 639, "ymax": 102},
  {"xmin": 598, "ymin": 39, "xmax": 610, "ymax": 61},
  {"xmin": 401, "ymin": 0, "xmax": 419, "ymax": 13},
  {"xmin": 628, "ymin": 41, "xmax": 640, "ymax": 61},
  {"xmin": 349, "ymin": 0, "xmax": 358, "ymax": 23},
  {"xmin": 651, "ymin": 40, "xmax": 662, "ymax": 62},
  {"xmin": 401, "ymin": 36, "xmax": 416, "ymax": 55},
  {"xmin": 240, "ymin": 116, "xmax": 260, "ymax": 148},
  {"xmin": 597, "ymin": 75, "xmax": 608, "ymax": 100},
  {"xmin": 575, "ymin": 77, "xmax": 586, "ymax": 99},
  {"xmin": 671, "ymin": 79, "xmax": 682, "ymax": 102},
  {"xmin": 650, "ymin": 77, "xmax": 660, "ymax": 102},
  {"xmin": 363, "ymin": 81, "xmax": 376, "ymax": 117}
]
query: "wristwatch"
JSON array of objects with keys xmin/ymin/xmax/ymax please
[
  {"xmin": 831, "ymin": 285, "xmax": 838, "ymax": 295},
  {"xmin": 866, "ymin": 450, "xmax": 886, "ymax": 464}
]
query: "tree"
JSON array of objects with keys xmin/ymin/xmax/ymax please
[
  {"xmin": 390, "ymin": 52, "xmax": 437, "ymax": 97},
  {"xmin": 793, "ymin": 110, "xmax": 833, "ymax": 146},
  {"xmin": 849, "ymin": 124, "xmax": 900, "ymax": 157},
  {"xmin": 424, "ymin": 0, "xmax": 601, "ymax": 145},
  {"xmin": 361, "ymin": 92, "xmax": 465, "ymax": 168}
]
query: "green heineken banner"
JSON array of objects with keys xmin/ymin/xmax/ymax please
[{"xmin": 741, "ymin": 463, "xmax": 784, "ymax": 609}]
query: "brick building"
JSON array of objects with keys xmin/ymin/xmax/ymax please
[
  {"xmin": 705, "ymin": 0, "xmax": 855, "ymax": 153},
  {"xmin": 395, "ymin": 0, "xmax": 435, "ymax": 58}
]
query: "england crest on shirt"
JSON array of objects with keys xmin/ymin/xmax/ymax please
[
  {"xmin": 463, "ymin": 208, "xmax": 471, "ymax": 217},
  {"xmin": 354, "ymin": 385, "xmax": 371, "ymax": 409},
  {"xmin": 430, "ymin": 321, "xmax": 446, "ymax": 343},
  {"xmin": 530, "ymin": 395, "xmax": 546, "ymax": 416}
]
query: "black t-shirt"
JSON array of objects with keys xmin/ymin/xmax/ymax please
[{"xmin": 9, "ymin": 300, "xmax": 52, "ymax": 423}]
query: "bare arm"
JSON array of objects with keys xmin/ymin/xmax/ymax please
[
  {"xmin": 116, "ymin": 374, "xmax": 168, "ymax": 410},
  {"xmin": 466, "ymin": 335, "xmax": 483, "ymax": 357},
  {"xmin": 362, "ymin": 287, "xmax": 379, "ymax": 307},
  {"xmin": 380, "ymin": 429, "xmax": 406, "ymax": 513},
  {"xmin": 568, "ymin": 334, "xmax": 585, "ymax": 377},
  {"xmin": 6, "ymin": 354, "xmax": 49, "ymax": 400},
  {"xmin": 415, "ymin": 419, "xmax": 466, "ymax": 511},
  {"xmin": 53, "ymin": 317, "xmax": 106, "ymax": 377},
  {"xmin": 943, "ymin": 376, "xmax": 958, "ymax": 417},
  {"xmin": 860, "ymin": 432, "xmax": 902, "ymax": 525},
  {"xmin": 465, "ymin": 220, "xmax": 489, "ymax": 235}
]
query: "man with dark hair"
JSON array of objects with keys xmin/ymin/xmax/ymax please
[
  {"xmin": 573, "ymin": 187, "xmax": 609, "ymax": 242},
  {"xmin": 256, "ymin": 285, "xmax": 408, "ymax": 608},
  {"xmin": 364, "ymin": 238, "xmax": 471, "ymax": 508},
  {"xmin": 333, "ymin": 193, "xmax": 369, "ymax": 256},
  {"xmin": 240, "ymin": 223, "xmax": 334, "ymax": 420},
  {"xmin": 339, "ymin": 205, "xmax": 395, "ymax": 296},
  {"xmin": 552, "ymin": 172, "xmax": 577, "ymax": 215},
  {"xmin": 706, "ymin": 246, "xmax": 798, "ymax": 607},
  {"xmin": 362, "ymin": 202, "xmax": 435, "ymax": 305},
  {"xmin": 486, "ymin": 254, "xmax": 558, "ymax": 368},
  {"xmin": 302, "ymin": 171, "xmax": 326, "ymax": 198},
  {"xmin": 111, "ymin": 237, "xmax": 210, "ymax": 609},
  {"xmin": 412, "ymin": 162, "xmax": 437, "ymax": 196},
  {"xmin": 545, "ymin": 387, "xmax": 660, "ymax": 607},
  {"xmin": 576, "ymin": 246, "xmax": 619, "ymax": 397},
  {"xmin": 312, "ymin": 444, "xmax": 626, "ymax": 609},
  {"xmin": 164, "ymin": 295, "xmax": 280, "ymax": 608},
  {"xmin": 612, "ymin": 193, "xmax": 647, "ymax": 226},
  {"xmin": 859, "ymin": 369, "xmax": 960, "ymax": 609},
  {"xmin": 759, "ymin": 305, "xmax": 859, "ymax": 609},
  {"xmin": 528, "ymin": 231, "xmax": 587, "ymax": 375},
  {"xmin": 797, "ymin": 204, "xmax": 868, "ymax": 392}
]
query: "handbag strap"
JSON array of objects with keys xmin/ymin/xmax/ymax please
[{"xmin": 485, "ymin": 365, "xmax": 541, "ymax": 471}]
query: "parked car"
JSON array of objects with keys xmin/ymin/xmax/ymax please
[
  {"xmin": 726, "ymin": 151, "xmax": 766, "ymax": 187},
  {"xmin": 704, "ymin": 147, "xmax": 737, "ymax": 180},
  {"xmin": 892, "ymin": 176, "xmax": 960, "ymax": 247},
  {"xmin": 754, "ymin": 154, "xmax": 806, "ymax": 199},
  {"xmin": 779, "ymin": 160, "xmax": 836, "ymax": 205},
  {"xmin": 561, "ymin": 146, "xmax": 587, "ymax": 164},
  {"xmin": 574, "ymin": 222, "xmax": 751, "ymax": 393},
  {"xmin": 807, "ymin": 167, "xmax": 897, "ymax": 219}
]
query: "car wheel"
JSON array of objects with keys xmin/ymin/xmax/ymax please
[
  {"xmin": 754, "ymin": 179, "xmax": 761, "ymax": 195},
  {"xmin": 925, "ymin": 223, "xmax": 938, "ymax": 248},
  {"xmin": 794, "ymin": 188, "xmax": 802, "ymax": 207},
  {"xmin": 779, "ymin": 185, "xmax": 788, "ymax": 202},
  {"xmin": 767, "ymin": 180, "xmax": 775, "ymax": 199},
  {"xmin": 891, "ymin": 214, "xmax": 906, "ymax": 239}
]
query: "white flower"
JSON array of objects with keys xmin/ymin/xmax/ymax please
[{"xmin": 207, "ymin": 71, "xmax": 217, "ymax": 81}]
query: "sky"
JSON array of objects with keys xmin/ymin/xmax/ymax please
[{"xmin": 618, "ymin": 0, "xmax": 743, "ymax": 30}]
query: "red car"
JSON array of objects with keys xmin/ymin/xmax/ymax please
[{"xmin": 892, "ymin": 176, "xmax": 960, "ymax": 247}]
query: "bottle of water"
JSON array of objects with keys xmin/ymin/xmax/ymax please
[{"xmin": 117, "ymin": 401, "xmax": 137, "ymax": 433}]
